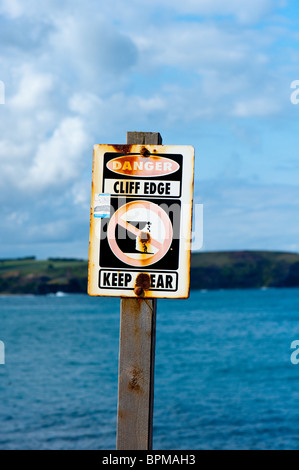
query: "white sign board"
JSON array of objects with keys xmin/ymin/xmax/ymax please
[{"xmin": 88, "ymin": 144, "xmax": 194, "ymax": 298}]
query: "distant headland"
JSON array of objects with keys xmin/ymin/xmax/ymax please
[{"xmin": 0, "ymin": 251, "xmax": 298, "ymax": 295}]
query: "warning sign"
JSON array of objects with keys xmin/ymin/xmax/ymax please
[{"xmin": 88, "ymin": 144, "xmax": 194, "ymax": 298}]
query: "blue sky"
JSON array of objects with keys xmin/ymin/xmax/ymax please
[{"xmin": 0, "ymin": 0, "xmax": 298, "ymax": 258}]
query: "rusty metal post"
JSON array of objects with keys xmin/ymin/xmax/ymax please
[{"xmin": 116, "ymin": 132, "xmax": 161, "ymax": 450}]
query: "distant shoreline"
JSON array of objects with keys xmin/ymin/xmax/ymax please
[
  {"xmin": 2, "ymin": 286, "xmax": 299, "ymax": 299},
  {"xmin": 0, "ymin": 250, "xmax": 299, "ymax": 295}
]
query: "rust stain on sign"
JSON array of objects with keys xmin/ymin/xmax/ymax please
[
  {"xmin": 134, "ymin": 272, "xmax": 151, "ymax": 297},
  {"xmin": 140, "ymin": 147, "xmax": 150, "ymax": 157},
  {"xmin": 135, "ymin": 273, "xmax": 151, "ymax": 290},
  {"xmin": 88, "ymin": 144, "xmax": 195, "ymax": 299},
  {"xmin": 111, "ymin": 144, "xmax": 133, "ymax": 154}
]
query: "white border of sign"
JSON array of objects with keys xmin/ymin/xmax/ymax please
[{"xmin": 88, "ymin": 144, "xmax": 194, "ymax": 299}]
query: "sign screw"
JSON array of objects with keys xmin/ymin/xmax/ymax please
[
  {"xmin": 134, "ymin": 287, "xmax": 144, "ymax": 296},
  {"xmin": 140, "ymin": 147, "xmax": 150, "ymax": 157}
]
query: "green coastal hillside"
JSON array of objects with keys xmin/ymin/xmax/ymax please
[
  {"xmin": 0, "ymin": 257, "xmax": 88, "ymax": 295},
  {"xmin": 0, "ymin": 251, "xmax": 299, "ymax": 295},
  {"xmin": 190, "ymin": 251, "xmax": 299, "ymax": 290}
]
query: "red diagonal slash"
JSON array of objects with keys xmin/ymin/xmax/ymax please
[{"xmin": 116, "ymin": 218, "xmax": 163, "ymax": 251}]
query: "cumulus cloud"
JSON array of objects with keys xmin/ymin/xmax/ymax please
[
  {"xmin": 195, "ymin": 179, "xmax": 299, "ymax": 252},
  {"xmin": 10, "ymin": 66, "xmax": 54, "ymax": 109},
  {"xmin": 0, "ymin": 16, "xmax": 52, "ymax": 52},
  {"xmin": 79, "ymin": 0, "xmax": 284, "ymax": 26},
  {"xmin": 165, "ymin": 0, "xmax": 276, "ymax": 23},
  {"xmin": 0, "ymin": 0, "xmax": 23, "ymax": 18},
  {"xmin": 46, "ymin": 13, "xmax": 138, "ymax": 94},
  {"xmin": 24, "ymin": 117, "xmax": 89, "ymax": 190},
  {"xmin": 232, "ymin": 98, "xmax": 281, "ymax": 117},
  {"xmin": 0, "ymin": 0, "xmax": 297, "ymax": 258},
  {"xmin": 128, "ymin": 17, "xmax": 290, "ymax": 120}
]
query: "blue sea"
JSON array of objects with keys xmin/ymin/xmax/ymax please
[{"xmin": 0, "ymin": 288, "xmax": 299, "ymax": 450}]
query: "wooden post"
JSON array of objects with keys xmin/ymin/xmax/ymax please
[{"xmin": 116, "ymin": 132, "xmax": 162, "ymax": 450}]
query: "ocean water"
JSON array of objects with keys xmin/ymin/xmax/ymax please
[{"xmin": 0, "ymin": 288, "xmax": 299, "ymax": 450}]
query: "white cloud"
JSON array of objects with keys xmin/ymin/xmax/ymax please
[
  {"xmin": 71, "ymin": 181, "xmax": 91, "ymax": 208},
  {"xmin": 127, "ymin": 19, "xmax": 288, "ymax": 119},
  {"xmin": 68, "ymin": 90, "xmax": 166, "ymax": 136},
  {"xmin": 24, "ymin": 117, "xmax": 89, "ymax": 190},
  {"xmin": 10, "ymin": 65, "xmax": 53, "ymax": 109},
  {"xmin": 232, "ymin": 97, "xmax": 281, "ymax": 117},
  {"xmin": 195, "ymin": 179, "xmax": 299, "ymax": 252},
  {"xmin": 0, "ymin": 0, "xmax": 23, "ymax": 18},
  {"xmin": 108, "ymin": 0, "xmax": 282, "ymax": 24},
  {"xmin": 178, "ymin": 0, "xmax": 274, "ymax": 23},
  {"xmin": 134, "ymin": 21, "xmax": 274, "ymax": 72},
  {"xmin": 69, "ymin": 92, "xmax": 102, "ymax": 115},
  {"xmin": 0, "ymin": 0, "xmax": 296, "ymax": 258},
  {"xmin": 1, "ymin": 0, "xmax": 284, "ymax": 24},
  {"xmin": 47, "ymin": 13, "xmax": 138, "ymax": 93}
]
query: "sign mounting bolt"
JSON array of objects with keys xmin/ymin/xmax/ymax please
[{"xmin": 140, "ymin": 147, "xmax": 150, "ymax": 157}]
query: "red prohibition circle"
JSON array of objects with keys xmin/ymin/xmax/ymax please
[{"xmin": 107, "ymin": 200, "xmax": 173, "ymax": 267}]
